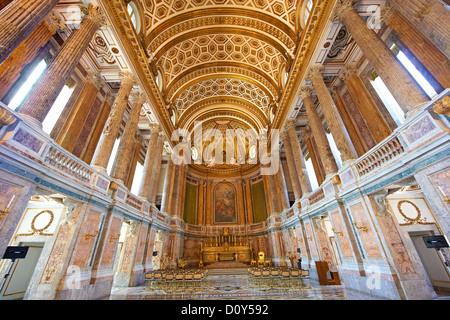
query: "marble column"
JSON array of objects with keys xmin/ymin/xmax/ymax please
[
  {"xmin": 333, "ymin": 0, "xmax": 429, "ymax": 113},
  {"xmin": 285, "ymin": 120, "xmax": 311, "ymax": 195},
  {"xmin": 308, "ymin": 65, "xmax": 357, "ymax": 162},
  {"xmin": 303, "ymin": 126, "xmax": 325, "ymax": 186},
  {"xmin": 56, "ymin": 73, "xmax": 103, "ymax": 153},
  {"xmin": 245, "ymin": 179, "xmax": 254, "ymax": 224},
  {"xmin": 18, "ymin": 4, "xmax": 108, "ymax": 124},
  {"xmin": 331, "ymin": 86, "xmax": 366, "ymax": 157},
  {"xmin": 0, "ymin": 0, "xmax": 60, "ymax": 64},
  {"xmin": 339, "ymin": 65, "xmax": 391, "ymax": 143},
  {"xmin": 237, "ymin": 179, "xmax": 246, "ymax": 223},
  {"xmin": 160, "ymin": 151, "xmax": 174, "ymax": 214},
  {"xmin": 177, "ymin": 164, "xmax": 187, "ymax": 219},
  {"xmin": 388, "ymin": 0, "xmax": 450, "ymax": 59},
  {"xmin": 280, "ymin": 131, "xmax": 302, "ymax": 200},
  {"xmin": 110, "ymin": 92, "xmax": 146, "ymax": 184},
  {"xmin": 197, "ymin": 180, "xmax": 204, "ymax": 225},
  {"xmin": 148, "ymin": 133, "xmax": 165, "ymax": 204},
  {"xmin": 299, "ymin": 86, "xmax": 338, "ymax": 177},
  {"xmin": 382, "ymin": 8, "xmax": 450, "ymax": 90},
  {"xmin": 138, "ymin": 124, "xmax": 160, "ymax": 199},
  {"xmin": 170, "ymin": 165, "xmax": 181, "ymax": 217},
  {"xmin": 0, "ymin": 20, "xmax": 55, "ymax": 100},
  {"xmin": 91, "ymin": 72, "xmax": 137, "ymax": 169},
  {"xmin": 205, "ymin": 180, "xmax": 212, "ymax": 225},
  {"xmin": 276, "ymin": 164, "xmax": 290, "ymax": 210}
]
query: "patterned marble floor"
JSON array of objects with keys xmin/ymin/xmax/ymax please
[{"xmin": 109, "ymin": 272, "xmax": 380, "ymax": 300}]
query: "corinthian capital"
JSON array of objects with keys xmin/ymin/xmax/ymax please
[
  {"xmin": 298, "ymin": 86, "xmax": 313, "ymax": 99},
  {"xmin": 131, "ymin": 91, "xmax": 147, "ymax": 105},
  {"xmin": 81, "ymin": 4, "xmax": 109, "ymax": 27},
  {"xmin": 307, "ymin": 65, "xmax": 325, "ymax": 80},
  {"xmin": 338, "ymin": 64, "xmax": 357, "ymax": 82},
  {"xmin": 119, "ymin": 71, "xmax": 138, "ymax": 86},
  {"xmin": 332, "ymin": 0, "xmax": 359, "ymax": 22}
]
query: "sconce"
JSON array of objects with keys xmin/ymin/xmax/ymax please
[
  {"xmin": 332, "ymin": 227, "xmax": 343, "ymax": 237},
  {"xmin": 85, "ymin": 229, "xmax": 100, "ymax": 240},
  {"xmin": 353, "ymin": 221, "xmax": 367, "ymax": 232},
  {"xmin": 0, "ymin": 195, "xmax": 16, "ymax": 220},
  {"xmin": 109, "ymin": 233, "xmax": 121, "ymax": 243}
]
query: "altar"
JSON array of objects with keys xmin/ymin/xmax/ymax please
[{"xmin": 201, "ymin": 228, "xmax": 251, "ymax": 264}]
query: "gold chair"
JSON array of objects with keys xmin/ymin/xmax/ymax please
[{"xmin": 257, "ymin": 251, "xmax": 265, "ymax": 266}]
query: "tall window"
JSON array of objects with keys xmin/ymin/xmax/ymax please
[
  {"xmin": 304, "ymin": 0, "xmax": 314, "ymax": 23},
  {"xmin": 107, "ymin": 138, "xmax": 121, "ymax": 175},
  {"xmin": 326, "ymin": 131, "xmax": 342, "ymax": 169},
  {"xmin": 392, "ymin": 44, "xmax": 437, "ymax": 99},
  {"xmin": 370, "ymin": 70, "xmax": 405, "ymax": 126},
  {"xmin": 42, "ymin": 85, "xmax": 74, "ymax": 134},
  {"xmin": 130, "ymin": 161, "xmax": 144, "ymax": 195},
  {"xmin": 8, "ymin": 59, "xmax": 47, "ymax": 110},
  {"xmin": 305, "ymin": 155, "xmax": 319, "ymax": 190},
  {"xmin": 127, "ymin": 2, "xmax": 140, "ymax": 33}
]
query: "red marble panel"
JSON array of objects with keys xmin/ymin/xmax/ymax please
[
  {"xmin": 101, "ymin": 217, "xmax": 122, "ymax": 265},
  {"xmin": 73, "ymin": 211, "xmax": 102, "ymax": 266},
  {"xmin": 350, "ymin": 203, "xmax": 382, "ymax": 258},
  {"xmin": 330, "ymin": 212, "xmax": 353, "ymax": 257}
]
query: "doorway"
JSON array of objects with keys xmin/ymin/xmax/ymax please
[
  {"xmin": 410, "ymin": 232, "xmax": 450, "ymax": 294},
  {"xmin": 0, "ymin": 242, "xmax": 44, "ymax": 300}
]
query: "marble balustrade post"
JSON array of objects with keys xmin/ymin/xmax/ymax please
[
  {"xmin": 138, "ymin": 124, "xmax": 160, "ymax": 199},
  {"xmin": 308, "ymin": 65, "xmax": 357, "ymax": 162},
  {"xmin": 18, "ymin": 4, "xmax": 108, "ymax": 124},
  {"xmin": 333, "ymin": 0, "xmax": 429, "ymax": 113},
  {"xmin": 285, "ymin": 120, "xmax": 312, "ymax": 195},
  {"xmin": 91, "ymin": 72, "xmax": 137, "ymax": 169},
  {"xmin": 110, "ymin": 92, "xmax": 146, "ymax": 184},
  {"xmin": 299, "ymin": 86, "xmax": 338, "ymax": 177},
  {"xmin": 0, "ymin": 0, "xmax": 60, "ymax": 64}
]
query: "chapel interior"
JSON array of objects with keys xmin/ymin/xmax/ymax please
[{"xmin": 0, "ymin": 0, "xmax": 449, "ymax": 301}]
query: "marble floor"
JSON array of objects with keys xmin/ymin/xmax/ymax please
[{"xmin": 108, "ymin": 270, "xmax": 382, "ymax": 300}]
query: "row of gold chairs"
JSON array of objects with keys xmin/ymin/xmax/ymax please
[
  {"xmin": 145, "ymin": 268, "xmax": 209, "ymax": 292},
  {"xmin": 247, "ymin": 266, "xmax": 309, "ymax": 288}
]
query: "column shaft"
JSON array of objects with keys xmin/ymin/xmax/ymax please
[
  {"xmin": 334, "ymin": 1, "xmax": 429, "ymax": 112},
  {"xmin": 285, "ymin": 121, "xmax": 311, "ymax": 194},
  {"xmin": 91, "ymin": 72, "xmax": 136, "ymax": 169},
  {"xmin": 281, "ymin": 132, "xmax": 302, "ymax": 200},
  {"xmin": 18, "ymin": 5, "xmax": 107, "ymax": 123},
  {"xmin": 300, "ymin": 87, "xmax": 338, "ymax": 176},
  {"xmin": 160, "ymin": 153, "xmax": 174, "ymax": 214},
  {"xmin": 197, "ymin": 181, "xmax": 204, "ymax": 225},
  {"xmin": 385, "ymin": 9, "xmax": 450, "ymax": 89},
  {"xmin": 148, "ymin": 134, "xmax": 165, "ymax": 204},
  {"xmin": 309, "ymin": 66, "xmax": 357, "ymax": 161},
  {"xmin": 245, "ymin": 180, "xmax": 254, "ymax": 224},
  {"xmin": 388, "ymin": 0, "xmax": 450, "ymax": 58},
  {"xmin": 138, "ymin": 125, "xmax": 159, "ymax": 198},
  {"xmin": 111, "ymin": 93, "xmax": 145, "ymax": 183},
  {"xmin": 0, "ymin": 0, "xmax": 60, "ymax": 64},
  {"xmin": 0, "ymin": 20, "xmax": 54, "ymax": 100}
]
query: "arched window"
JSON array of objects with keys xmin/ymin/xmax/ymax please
[
  {"xmin": 127, "ymin": 2, "xmax": 141, "ymax": 33},
  {"xmin": 304, "ymin": 0, "xmax": 313, "ymax": 22},
  {"xmin": 300, "ymin": 0, "xmax": 314, "ymax": 30}
]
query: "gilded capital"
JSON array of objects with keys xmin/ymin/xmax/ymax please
[{"xmin": 81, "ymin": 4, "xmax": 109, "ymax": 27}]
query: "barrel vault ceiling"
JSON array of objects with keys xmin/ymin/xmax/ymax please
[{"xmin": 51, "ymin": 0, "xmax": 387, "ymax": 174}]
